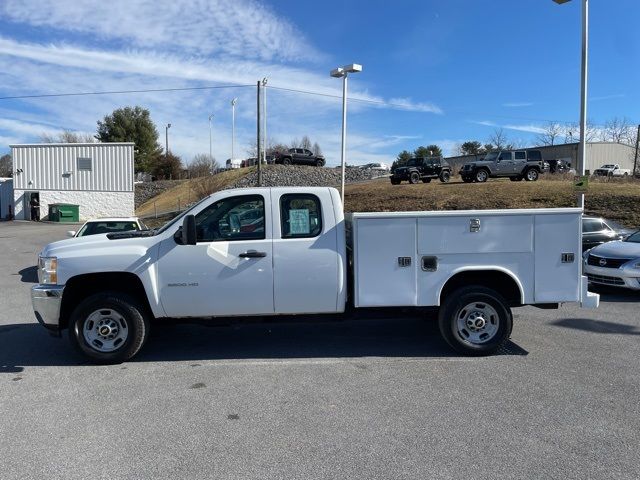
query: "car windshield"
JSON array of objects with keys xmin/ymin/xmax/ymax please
[
  {"xmin": 602, "ymin": 164, "xmax": 615, "ymax": 168},
  {"xmin": 77, "ymin": 221, "xmax": 139, "ymax": 237},
  {"xmin": 407, "ymin": 159, "xmax": 419, "ymax": 167},
  {"xmin": 624, "ymin": 231, "xmax": 640, "ymax": 243},
  {"xmin": 483, "ymin": 152, "xmax": 498, "ymax": 161}
]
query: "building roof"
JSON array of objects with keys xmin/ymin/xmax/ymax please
[{"xmin": 10, "ymin": 142, "xmax": 135, "ymax": 147}]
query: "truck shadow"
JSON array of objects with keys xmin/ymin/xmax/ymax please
[
  {"xmin": 551, "ymin": 318, "xmax": 640, "ymax": 335},
  {"xmin": 0, "ymin": 314, "xmax": 528, "ymax": 371}
]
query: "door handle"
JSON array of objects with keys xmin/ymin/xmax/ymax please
[{"xmin": 239, "ymin": 250, "xmax": 267, "ymax": 258}]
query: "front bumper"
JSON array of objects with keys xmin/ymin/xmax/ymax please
[
  {"xmin": 584, "ymin": 264, "xmax": 640, "ymax": 290},
  {"xmin": 31, "ymin": 284, "xmax": 65, "ymax": 334},
  {"xmin": 391, "ymin": 171, "xmax": 410, "ymax": 181}
]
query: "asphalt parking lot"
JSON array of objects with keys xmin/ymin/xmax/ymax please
[{"xmin": 1, "ymin": 221, "xmax": 639, "ymax": 480}]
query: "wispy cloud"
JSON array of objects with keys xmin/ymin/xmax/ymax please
[
  {"xmin": 502, "ymin": 102, "xmax": 533, "ymax": 108},
  {"xmin": 589, "ymin": 93, "xmax": 625, "ymax": 102},
  {"xmin": 471, "ymin": 120, "xmax": 545, "ymax": 135},
  {"xmin": 0, "ymin": 0, "xmax": 320, "ymax": 62},
  {"xmin": 386, "ymin": 98, "xmax": 443, "ymax": 114}
]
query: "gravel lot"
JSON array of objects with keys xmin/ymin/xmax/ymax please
[{"xmin": 1, "ymin": 221, "xmax": 639, "ymax": 480}]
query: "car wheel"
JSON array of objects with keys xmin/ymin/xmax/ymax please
[
  {"xmin": 421, "ymin": 178, "xmax": 432, "ymax": 183},
  {"xmin": 69, "ymin": 292, "xmax": 150, "ymax": 364},
  {"xmin": 475, "ymin": 169, "xmax": 489, "ymax": 183},
  {"xmin": 438, "ymin": 286, "xmax": 513, "ymax": 356},
  {"xmin": 409, "ymin": 172, "xmax": 420, "ymax": 184},
  {"xmin": 282, "ymin": 158, "xmax": 291, "ymax": 165},
  {"xmin": 524, "ymin": 168, "xmax": 539, "ymax": 181},
  {"xmin": 439, "ymin": 171, "xmax": 451, "ymax": 183},
  {"xmin": 315, "ymin": 159, "xmax": 325, "ymax": 167}
]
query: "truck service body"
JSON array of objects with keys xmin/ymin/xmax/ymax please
[{"xmin": 32, "ymin": 187, "xmax": 599, "ymax": 362}]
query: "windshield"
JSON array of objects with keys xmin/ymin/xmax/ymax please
[
  {"xmin": 602, "ymin": 164, "xmax": 615, "ymax": 168},
  {"xmin": 156, "ymin": 196, "xmax": 211, "ymax": 234},
  {"xmin": 483, "ymin": 152, "xmax": 498, "ymax": 161},
  {"xmin": 407, "ymin": 159, "xmax": 418, "ymax": 167},
  {"xmin": 624, "ymin": 231, "xmax": 640, "ymax": 243}
]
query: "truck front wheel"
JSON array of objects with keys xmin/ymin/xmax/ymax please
[
  {"xmin": 69, "ymin": 292, "xmax": 150, "ymax": 364},
  {"xmin": 475, "ymin": 169, "xmax": 489, "ymax": 182},
  {"xmin": 409, "ymin": 172, "xmax": 420, "ymax": 184},
  {"xmin": 438, "ymin": 286, "xmax": 512, "ymax": 356},
  {"xmin": 439, "ymin": 171, "xmax": 451, "ymax": 183}
]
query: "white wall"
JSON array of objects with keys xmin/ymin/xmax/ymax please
[{"xmin": 14, "ymin": 189, "xmax": 134, "ymax": 221}]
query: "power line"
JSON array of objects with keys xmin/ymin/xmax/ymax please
[{"xmin": 0, "ymin": 84, "xmax": 254, "ymax": 101}]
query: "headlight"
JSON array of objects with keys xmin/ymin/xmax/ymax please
[
  {"xmin": 38, "ymin": 256, "xmax": 58, "ymax": 284},
  {"xmin": 633, "ymin": 260, "xmax": 640, "ymax": 270}
]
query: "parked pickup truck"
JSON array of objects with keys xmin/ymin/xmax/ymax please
[
  {"xmin": 459, "ymin": 150, "xmax": 545, "ymax": 182},
  {"xmin": 593, "ymin": 164, "xmax": 631, "ymax": 177},
  {"xmin": 274, "ymin": 148, "xmax": 325, "ymax": 167},
  {"xmin": 32, "ymin": 187, "xmax": 599, "ymax": 363}
]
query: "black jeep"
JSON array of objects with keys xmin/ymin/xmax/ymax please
[{"xmin": 390, "ymin": 157, "xmax": 451, "ymax": 185}]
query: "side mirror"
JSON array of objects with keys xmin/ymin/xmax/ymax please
[
  {"xmin": 67, "ymin": 231, "xmax": 76, "ymax": 238},
  {"xmin": 181, "ymin": 215, "xmax": 197, "ymax": 245}
]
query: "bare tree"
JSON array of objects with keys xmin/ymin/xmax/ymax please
[
  {"xmin": 604, "ymin": 117, "xmax": 633, "ymax": 144},
  {"xmin": 0, "ymin": 154, "xmax": 12, "ymax": 177},
  {"xmin": 300, "ymin": 135, "xmax": 312, "ymax": 150},
  {"xmin": 536, "ymin": 122, "xmax": 563, "ymax": 146},
  {"xmin": 40, "ymin": 130, "xmax": 97, "ymax": 143},
  {"xmin": 290, "ymin": 138, "xmax": 300, "ymax": 149},
  {"xmin": 312, "ymin": 142, "xmax": 323, "ymax": 156},
  {"xmin": 567, "ymin": 120, "xmax": 601, "ymax": 143},
  {"xmin": 488, "ymin": 128, "xmax": 508, "ymax": 150},
  {"xmin": 189, "ymin": 154, "xmax": 218, "ymax": 177}
]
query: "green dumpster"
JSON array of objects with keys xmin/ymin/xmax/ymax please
[{"xmin": 48, "ymin": 203, "xmax": 79, "ymax": 222}]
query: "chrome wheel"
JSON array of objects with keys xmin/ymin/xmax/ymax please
[
  {"xmin": 525, "ymin": 169, "xmax": 538, "ymax": 181},
  {"xmin": 82, "ymin": 309, "xmax": 129, "ymax": 353},
  {"xmin": 455, "ymin": 301, "xmax": 500, "ymax": 345},
  {"xmin": 476, "ymin": 170, "xmax": 488, "ymax": 182}
]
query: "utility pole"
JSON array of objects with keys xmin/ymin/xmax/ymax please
[
  {"xmin": 262, "ymin": 77, "xmax": 268, "ymax": 165},
  {"xmin": 633, "ymin": 124, "xmax": 640, "ymax": 178},
  {"xmin": 231, "ymin": 98, "xmax": 237, "ymax": 161},
  {"xmin": 165, "ymin": 123, "xmax": 171, "ymax": 156},
  {"xmin": 257, "ymin": 81, "xmax": 262, "ymax": 187},
  {"xmin": 208, "ymin": 114, "xmax": 214, "ymax": 173}
]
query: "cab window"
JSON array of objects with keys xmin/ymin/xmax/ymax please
[
  {"xmin": 498, "ymin": 152, "xmax": 513, "ymax": 161},
  {"xmin": 280, "ymin": 194, "xmax": 322, "ymax": 238},
  {"xmin": 195, "ymin": 195, "xmax": 265, "ymax": 242},
  {"xmin": 514, "ymin": 151, "xmax": 526, "ymax": 160}
]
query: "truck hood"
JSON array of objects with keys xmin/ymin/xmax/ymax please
[
  {"xmin": 589, "ymin": 240, "xmax": 640, "ymax": 259},
  {"xmin": 40, "ymin": 232, "xmax": 163, "ymax": 285}
]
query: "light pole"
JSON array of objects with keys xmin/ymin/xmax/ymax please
[
  {"xmin": 330, "ymin": 63, "xmax": 362, "ymax": 203},
  {"xmin": 165, "ymin": 123, "xmax": 171, "ymax": 155},
  {"xmin": 208, "ymin": 113, "xmax": 214, "ymax": 173},
  {"xmin": 262, "ymin": 77, "xmax": 268, "ymax": 165},
  {"xmin": 231, "ymin": 98, "xmax": 237, "ymax": 161},
  {"xmin": 553, "ymin": 0, "xmax": 588, "ymax": 180}
]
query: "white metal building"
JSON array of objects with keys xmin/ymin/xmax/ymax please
[{"xmin": 11, "ymin": 143, "xmax": 135, "ymax": 221}]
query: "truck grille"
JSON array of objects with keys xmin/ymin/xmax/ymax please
[
  {"xmin": 587, "ymin": 255, "xmax": 631, "ymax": 269},
  {"xmin": 586, "ymin": 274, "xmax": 625, "ymax": 286}
]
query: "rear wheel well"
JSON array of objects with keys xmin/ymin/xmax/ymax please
[
  {"xmin": 440, "ymin": 270, "xmax": 522, "ymax": 307},
  {"xmin": 60, "ymin": 273, "xmax": 153, "ymax": 330}
]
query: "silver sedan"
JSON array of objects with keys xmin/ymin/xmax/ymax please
[{"xmin": 583, "ymin": 230, "xmax": 640, "ymax": 290}]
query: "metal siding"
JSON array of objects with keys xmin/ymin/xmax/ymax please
[{"xmin": 10, "ymin": 143, "xmax": 134, "ymax": 192}]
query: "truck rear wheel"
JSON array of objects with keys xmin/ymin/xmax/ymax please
[
  {"xmin": 69, "ymin": 292, "xmax": 150, "ymax": 364},
  {"xmin": 439, "ymin": 171, "xmax": 451, "ymax": 183},
  {"xmin": 282, "ymin": 158, "xmax": 291, "ymax": 165},
  {"xmin": 315, "ymin": 159, "xmax": 324, "ymax": 167},
  {"xmin": 409, "ymin": 172, "xmax": 420, "ymax": 184},
  {"xmin": 524, "ymin": 168, "xmax": 539, "ymax": 181},
  {"xmin": 438, "ymin": 286, "xmax": 512, "ymax": 356},
  {"xmin": 475, "ymin": 169, "xmax": 489, "ymax": 183}
]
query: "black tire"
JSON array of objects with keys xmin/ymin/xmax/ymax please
[
  {"xmin": 524, "ymin": 168, "xmax": 539, "ymax": 181},
  {"xmin": 421, "ymin": 178, "xmax": 432, "ymax": 183},
  {"xmin": 315, "ymin": 159, "xmax": 325, "ymax": 167},
  {"xmin": 409, "ymin": 171, "xmax": 420, "ymax": 184},
  {"xmin": 475, "ymin": 169, "xmax": 489, "ymax": 183},
  {"xmin": 68, "ymin": 292, "xmax": 150, "ymax": 364},
  {"xmin": 439, "ymin": 170, "xmax": 451, "ymax": 183},
  {"xmin": 282, "ymin": 157, "xmax": 291, "ymax": 165},
  {"xmin": 438, "ymin": 286, "xmax": 513, "ymax": 356},
  {"xmin": 390, "ymin": 178, "xmax": 401, "ymax": 185}
]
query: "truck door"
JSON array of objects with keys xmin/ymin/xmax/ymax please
[
  {"xmin": 495, "ymin": 151, "xmax": 513, "ymax": 175},
  {"xmin": 272, "ymin": 191, "xmax": 340, "ymax": 313},
  {"xmin": 514, "ymin": 151, "xmax": 527, "ymax": 174},
  {"xmin": 156, "ymin": 192, "xmax": 274, "ymax": 317}
]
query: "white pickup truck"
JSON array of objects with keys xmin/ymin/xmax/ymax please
[
  {"xmin": 593, "ymin": 164, "xmax": 631, "ymax": 177},
  {"xmin": 32, "ymin": 187, "xmax": 599, "ymax": 363}
]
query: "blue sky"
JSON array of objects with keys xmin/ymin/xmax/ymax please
[{"xmin": 0, "ymin": 0, "xmax": 638, "ymax": 165}]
